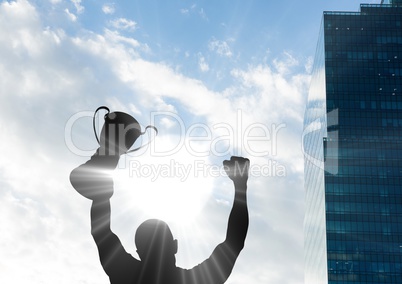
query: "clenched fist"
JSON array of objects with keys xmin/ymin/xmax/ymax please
[{"xmin": 223, "ymin": 156, "xmax": 250, "ymax": 184}]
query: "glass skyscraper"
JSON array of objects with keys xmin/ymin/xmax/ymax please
[{"xmin": 304, "ymin": 1, "xmax": 402, "ymax": 283}]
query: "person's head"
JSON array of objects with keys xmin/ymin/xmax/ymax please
[{"xmin": 135, "ymin": 219, "xmax": 178, "ymax": 264}]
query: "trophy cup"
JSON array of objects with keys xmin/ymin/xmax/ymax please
[
  {"xmin": 70, "ymin": 106, "xmax": 157, "ymax": 200},
  {"xmin": 94, "ymin": 106, "xmax": 158, "ymax": 156}
]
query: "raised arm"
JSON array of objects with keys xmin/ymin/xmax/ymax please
[
  {"xmin": 186, "ymin": 156, "xmax": 249, "ymax": 284},
  {"xmin": 70, "ymin": 151, "xmax": 136, "ymax": 281},
  {"xmin": 90, "ymin": 198, "xmax": 134, "ymax": 280},
  {"xmin": 222, "ymin": 156, "xmax": 249, "ymax": 254}
]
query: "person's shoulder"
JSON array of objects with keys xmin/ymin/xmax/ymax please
[
  {"xmin": 176, "ymin": 263, "xmax": 206, "ymax": 281},
  {"xmin": 175, "ymin": 265, "xmax": 193, "ymax": 277},
  {"xmin": 125, "ymin": 252, "xmax": 141, "ymax": 265},
  {"xmin": 174, "ymin": 265, "xmax": 189, "ymax": 273},
  {"xmin": 107, "ymin": 253, "xmax": 141, "ymax": 282}
]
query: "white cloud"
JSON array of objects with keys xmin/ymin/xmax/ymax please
[
  {"xmin": 71, "ymin": 0, "xmax": 84, "ymax": 14},
  {"xmin": 198, "ymin": 55, "xmax": 209, "ymax": 72},
  {"xmin": 180, "ymin": 4, "xmax": 207, "ymax": 20},
  {"xmin": 102, "ymin": 3, "xmax": 115, "ymax": 15},
  {"xmin": 273, "ymin": 51, "xmax": 299, "ymax": 74},
  {"xmin": 109, "ymin": 17, "xmax": 137, "ymax": 31},
  {"xmin": 208, "ymin": 38, "xmax": 233, "ymax": 57},
  {"xmin": 0, "ymin": 1, "xmax": 310, "ymax": 283},
  {"xmin": 305, "ymin": 56, "xmax": 314, "ymax": 73},
  {"xmin": 64, "ymin": 1, "xmax": 84, "ymax": 22},
  {"xmin": 64, "ymin": 8, "xmax": 77, "ymax": 22},
  {"xmin": 198, "ymin": 7, "xmax": 208, "ymax": 20},
  {"xmin": 104, "ymin": 29, "xmax": 140, "ymax": 48},
  {"xmin": 180, "ymin": 8, "xmax": 189, "ymax": 14}
]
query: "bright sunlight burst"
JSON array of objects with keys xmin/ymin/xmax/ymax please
[{"xmin": 112, "ymin": 153, "xmax": 216, "ymax": 224}]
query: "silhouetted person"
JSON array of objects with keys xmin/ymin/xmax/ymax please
[{"xmin": 70, "ymin": 110, "xmax": 249, "ymax": 284}]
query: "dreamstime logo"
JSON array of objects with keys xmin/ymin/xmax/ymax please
[
  {"xmin": 301, "ymin": 109, "xmax": 339, "ymax": 175},
  {"xmin": 64, "ymin": 109, "xmax": 286, "ymax": 158}
]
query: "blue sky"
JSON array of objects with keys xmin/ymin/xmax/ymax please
[{"xmin": 0, "ymin": 0, "xmax": 380, "ymax": 283}]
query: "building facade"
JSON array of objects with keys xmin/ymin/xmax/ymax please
[{"xmin": 304, "ymin": 1, "xmax": 402, "ymax": 283}]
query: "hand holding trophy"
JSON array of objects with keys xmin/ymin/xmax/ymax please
[{"xmin": 70, "ymin": 106, "xmax": 157, "ymax": 200}]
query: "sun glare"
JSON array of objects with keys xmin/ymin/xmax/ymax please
[{"xmin": 112, "ymin": 155, "xmax": 215, "ymax": 224}]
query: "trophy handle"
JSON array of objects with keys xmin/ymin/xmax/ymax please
[
  {"xmin": 126, "ymin": 125, "xmax": 158, "ymax": 153},
  {"xmin": 93, "ymin": 106, "xmax": 110, "ymax": 144}
]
